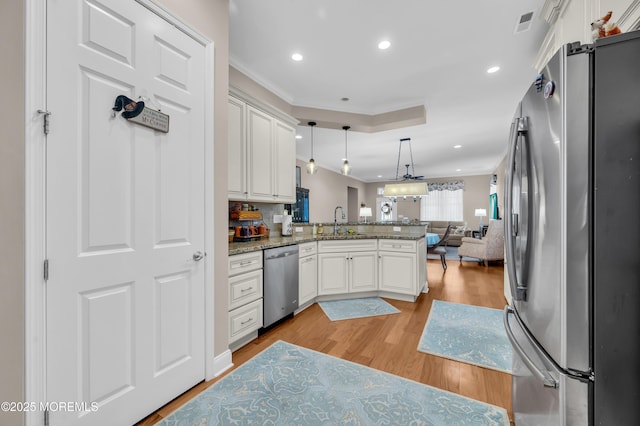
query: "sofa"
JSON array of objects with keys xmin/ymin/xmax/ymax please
[{"xmin": 425, "ymin": 221, "xmax": 469, "ymax": 247}]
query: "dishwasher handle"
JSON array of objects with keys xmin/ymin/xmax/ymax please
[{"xmin": 264, "ymin": 248, "xmax": 299, "ymax": 260}]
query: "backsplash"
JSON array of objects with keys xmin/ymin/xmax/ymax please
[{"xmin": 228, "ymin": 202, "xmax": 286, "ymax": 235}]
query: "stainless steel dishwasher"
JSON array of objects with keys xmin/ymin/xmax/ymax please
[{"xmin": 263, "ymin": 245, "xmax": 299, "ymax": 328}]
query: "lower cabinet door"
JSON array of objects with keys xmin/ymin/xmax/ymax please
[
  {"xmin": 349, "ymin": 251, "xmax": 378, "ymax": 292},
  {"xmin": 317, "ymin": 253, "xmax": 348, "ymax": 295},
  {"xmin": 299, "ymin": 254, "xmax": 317, "ymax": 305},
  {"xmin": 378, "ymin": 251, "xmax": 417, "ymax": 295},
  {"xmin": 229, "ymin": 298, "xmax": 263, "ymax": 343}
]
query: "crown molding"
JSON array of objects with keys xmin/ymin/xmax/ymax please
[{"xmin": 540, "ymin": 0, "xmax": 569, "ymax": 26}]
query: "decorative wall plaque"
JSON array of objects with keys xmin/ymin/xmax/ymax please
[{"xmin": 112, "ymin": 95, "xmax": 170, "ymax": 133}]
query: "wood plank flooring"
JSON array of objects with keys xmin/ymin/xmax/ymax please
[{"xmin": 137, "ymin": 258, "xmax": 512, "ymax": 425}]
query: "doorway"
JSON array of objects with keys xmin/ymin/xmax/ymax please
[
  {"xmin": 39, "ymin": 1, "xmax": 214, "ymax": 425},
  {"xmin": 347, "ymin": 186, "xmax": 359, "ymax": 222}
]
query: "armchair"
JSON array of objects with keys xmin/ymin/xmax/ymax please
[{"xmin": 458, "ymin": 219, "xmax": 504, "ymax": 266}]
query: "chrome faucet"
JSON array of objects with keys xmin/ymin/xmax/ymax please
[{"xmin": 334, "ymin": 206, "xmax": 345, "ymax": 234}]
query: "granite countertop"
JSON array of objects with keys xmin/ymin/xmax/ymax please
[{"xmin": 229, "ymin": 232, "xmax": 426, "ymax": 256}]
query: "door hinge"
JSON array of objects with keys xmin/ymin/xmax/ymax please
[
  {"xmin": 44, "ymin": 409, "xmax": 49, "ymax": 426},
  {"xmin": 44, "ymin": 259, "xmax": 49, "ymax": 281},
  {"xmin": 37, "ymin": 109, "xmax": 51, "ymax": 135}
]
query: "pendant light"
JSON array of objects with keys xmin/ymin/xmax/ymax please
[
  {"xmin": 306, "ymin": 121, "xmax": 318, "ymax": 174},
  {"xmin": 341, "ymin": 125, "xmax": 351, "ymax": 176},
  {"xmin": 383, "ymin": 137, "xmax": 428, "ymax": 199}
]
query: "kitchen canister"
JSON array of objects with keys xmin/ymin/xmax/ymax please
[{"xmin": 281, "ymin": 214, "xmax": 293, "ymax": 236}]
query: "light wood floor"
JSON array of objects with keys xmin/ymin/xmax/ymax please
[{"xmin": 137, "ymin": 258, "xmax": 511, "ymax": 425}]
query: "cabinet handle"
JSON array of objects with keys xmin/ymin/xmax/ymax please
[
  {"xmin": 241, "ymin": 318, "xmax": 253, "ymax": 325},
  {"xmin": 240, "ymin": 287, "xmax": 253, "ymax": 292}
]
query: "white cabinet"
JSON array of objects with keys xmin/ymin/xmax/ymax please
[
  {"xmin": 378, "ymin": 238, "xmax": 427, "ymax": 298},
  {"xmin": 246, "ymin": 106, "xmax": 274, "ymax": 201},
  {"xmin": 227, "ymin": 251, "xmax": 263, "ymax": 346},
  {"xmin": 273, "ymin": 120, "xmax": 296, "ymax": 202},
  {"xmin": 228, "ymin": 89, "xmax": 297, "ymax": 203},
  {"xmin": 227, "ymin": 96, "xmax": 247, "ymax": 199},
  {"xmin": 317, "ymin": 239, "xmax": 378, "ymax": 296},
  {"xmin": 298, "ymin": 242, "xmax": 317, "ymax": 307}
]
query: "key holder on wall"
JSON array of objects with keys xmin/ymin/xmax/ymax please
[{"xmin": 112, "ymin": 95, "xmax": 170, "ymax": 133}]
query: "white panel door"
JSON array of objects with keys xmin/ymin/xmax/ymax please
[{"xmin": 46, "ymin": 1, "xmax": 206, "ymax": 425}]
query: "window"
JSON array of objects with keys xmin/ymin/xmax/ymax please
[{"xmin": 420, "ymin": 181, "xmax": 464, "ymax": 221}]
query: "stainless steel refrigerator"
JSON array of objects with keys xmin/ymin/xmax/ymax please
[{"xmin": 503, "ymin": 31, "xmax": 640, "ymax": 425}]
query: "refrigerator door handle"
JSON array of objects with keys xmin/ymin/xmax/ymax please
[
  {"xmin": 503, "ymin": 306, "xmax": 559, "ymax": 388},
  {"xmin": 504, "ymin": 118, "xmax": 525, "ymax": 300},
  {"xmin": 504, "ymin": 306, "xmax": 592, "ymax": 386}
]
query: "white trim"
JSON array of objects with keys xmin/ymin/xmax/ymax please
[
  {"xmin": 136, "ymin": 0, "xmax": 210, "ymax": 46},
  {"xmin": 203, "ymin": 39, "xmax": 217, "ymax": 381},
  {"xmin": 25, "ymin": 1, "xmax": 217, "ymax": 423},
  {"xmin": 24, "ymin": 1, "xmax": 47, "ymax": 425},
  {"xmin": 618, "ymin": 0, "xmax": 640, "ymax": 31},
  {"xmin": 212, "ymin": 349, "xmax": 234, "ymax": 378}
]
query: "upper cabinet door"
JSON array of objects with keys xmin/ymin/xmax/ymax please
[
  {"xmin": 274, "ymin": 120, "xmax": 296, "ymax": 203},
  {"xmin": 229, "ymin": 88, "xmax": 298, "ymax": 203},
  {"xmin": 247, "ymin": 106, "xmax": 275, "ymax": 201},
  {"xmin": 228, "ymin": 96, "xmax": 247, "ymax": 200}
]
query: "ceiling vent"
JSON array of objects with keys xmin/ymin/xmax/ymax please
[{"xmin": 514, "ymin": 11, "xmax": 534, "ymax": 34}]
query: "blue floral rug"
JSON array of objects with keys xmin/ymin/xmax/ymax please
[
  {"xmin": 158, "ymin": 340, "xmax": 509, "ymax": 425},
  {"xmin": 318, "ymin": 297, "xmax": 399, "ymax": 321},
  {"xmin": 418, "ymin": 300, "xmax": 512, "ymax": 373}
]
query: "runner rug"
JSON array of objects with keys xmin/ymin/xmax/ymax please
[
  {"xmin": 318, "ymin": 297, "xmax": 399, "ymax": 321},
  {"xmin": 158, "ymin": 340, "xmax": 509, "ymax": 425},
  {"xmin": 418, "ymin": 300, "xmax": 513, "ymax": 373}
]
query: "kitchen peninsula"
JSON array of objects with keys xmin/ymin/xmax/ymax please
[{"xmin": 227, "ymin": 222, "xmax": 428, "ymax": 350}]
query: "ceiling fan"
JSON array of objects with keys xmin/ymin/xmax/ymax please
[
  {"xmin": 401, "ymin": 163, "xmax": 424, "ymax": 180},
  {"xmin": 389, "ymin": 138, "xmax": 424, "ymax": 181}
]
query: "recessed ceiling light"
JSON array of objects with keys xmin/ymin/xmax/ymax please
[
  {"xmin": 456, "ymin": 169, "xmax": 462, "ymax": 172},
  {"xmin": 378, "ymin": 40, "xmax": 391, "ymax": 50},
  {"xmin": 453, "ymin": 145, "xmax": 462, "ymax": 149},
  {"xmin": 296, "ymin": 135, "xmax": 302, "ymax": 140},
  {"xmin": 291, "ymin": 53, "xmax": 303, "ymax": 61},
  {"xmin": 487, "ymin": 66, "xmax": 500, "ymax": 74},
  {"xmin": 377, "ymin": 175, "xmax": 383, "ymax": 178}
]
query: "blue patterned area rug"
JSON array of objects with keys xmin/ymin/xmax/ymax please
[
  {"xmin": 158, "ymin": 340, "xmax": 509, "ymax": 425},
  {"xmin": 318, "ymin": 297, "xmax": 399, "ymax": 321},
  {"xmin": 418, "ymin": 300, "xmax": 512, "ymax": 373}
]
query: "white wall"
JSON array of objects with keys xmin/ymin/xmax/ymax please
[
  {"xmin": 0, "ymin": 3, "xmax": 25, "ymax": 426},
  {"xmin": 155, "ymin": 0, "xmax": 230, "ymax": 359}
]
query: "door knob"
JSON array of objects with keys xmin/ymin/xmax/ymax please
[{"xmin": 192, "ymin": 251, "xmax": 205, "ymax": 261}]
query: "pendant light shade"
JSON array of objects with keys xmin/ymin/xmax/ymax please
[
  {"xmin": 341, "ymin": 125, "xmax": 351, "ymax": 176},
  {"xmin": 306, "ymin": 121, "xmax": 317, "ymax": 174}
]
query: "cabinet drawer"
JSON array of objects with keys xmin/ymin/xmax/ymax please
[
  {"xmin": 298, "ymin": 241, "xmax": 317, "ymax": 257},
  {"xmin": 229, "ymin": 298, "xmax": 263, "ymax": 343},
  {"xmin": 229, "ymin": 269, "xmax": 263, "ymax": 311},
  {"xmin": 318, "ymin": 239, "xmax": 377, "ymax": 253},
  {"xmin": 228, "ymin": 251, "xmax": 263, "ymax": 276},
  {"xmin": 378, "ymin": 239, "xmax": 417, "ymax": 252}
]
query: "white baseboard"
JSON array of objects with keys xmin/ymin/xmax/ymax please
[{"xmin": 211, "ymin": 349, "xmax": 233, "ymax": 378}]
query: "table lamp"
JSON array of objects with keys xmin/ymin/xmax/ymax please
[
  {"xmin": 475, "ymin": 208, "xmax": 487, "ymax": 233},
  {"xmin": 359, "ymin": 207, "xmax": 372, "ymax": 223}
]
